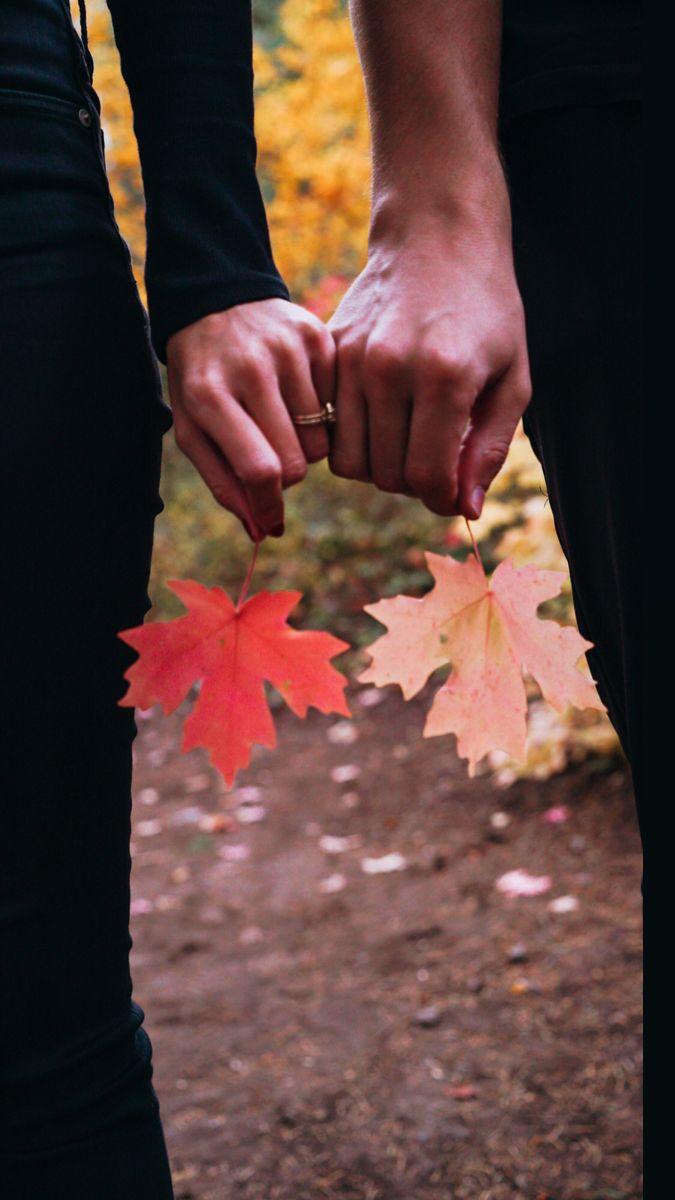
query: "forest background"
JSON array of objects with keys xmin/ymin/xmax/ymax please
[{"xmin": 83, "ymin": 0, "xmax": 618, "ymax": 782}]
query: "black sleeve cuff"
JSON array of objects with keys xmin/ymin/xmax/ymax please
[{"xmin": 150, "ymin": 275, "xmax": 292, "ymax": 364}]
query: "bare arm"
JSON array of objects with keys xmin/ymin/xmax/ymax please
[{"xmin": 329, "ymin": 0, "xmax": 530, "ymax": 519}]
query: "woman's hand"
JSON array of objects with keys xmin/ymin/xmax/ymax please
[
  {"xmin": 166, "ymin": 298, "xmax": 335, "ymax": 541},
  {"xmin": 327, "ymin": 207, "xmax": 531, "ymax": 520}
]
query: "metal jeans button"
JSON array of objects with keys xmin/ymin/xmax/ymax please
[{"xmin": 78, "ymin": 108, "xmax": 92, "ymax": 127}]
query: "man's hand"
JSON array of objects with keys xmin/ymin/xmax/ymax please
[
  {"xmin": 328, "ymin": 206, "xmax": 531, "ymax": 520},
  {"xmin": 330, "ymin": 0, "xmax": 532, "ymax": 521},
  {"xmin": 166, "ymin": 299, "xmax": 335, "ymax": 541}
]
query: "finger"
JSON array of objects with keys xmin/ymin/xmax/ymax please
[
  {"xmin": 173, "ymin": 415, "xmax": 265, "ymax": 542},
  {"xmin": 404, "ymin": 379, "xmax": 476, "ymax": 516},
  {"xmin": 456, "ymin": 364, "xmax": 532, "ymax": 519},
  {"xmin": 181, "ymin": 384, "xmax": 285, "ymax": 534},
  {"xmin": 278, "ymin": 344, "xmax": 332, "ymax": 465},
  {"xmin": 361, "ymin": 343, "xmax": 414, "ymax": 493},
  {"xmin": 237, "ymin": 373, "xmax": 309, "ymax": 490},
  {"xmin": 327, "ymin": 342, "xmax": 371, "ymax": 482}
]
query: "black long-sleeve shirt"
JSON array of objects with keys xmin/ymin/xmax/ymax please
[{"xmin": 106, "ymin": 1, "xmax": 290, "ymax": 363}]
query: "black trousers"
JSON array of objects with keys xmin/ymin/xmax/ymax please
[
  {"xmin": 0, "ymin": 31, "xmax": 175, "ymax": 1200},
  {"xmin": 502, "ymin": 100, "xmax": 642, "ymax": 843}
]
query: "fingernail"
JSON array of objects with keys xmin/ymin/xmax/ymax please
[
  {"xmin": 270, "ymin": 523, "xmax": 285, "ymax": 538},
  {"xmin": 470, "ymin": 487, "xmax": 485, "ymax": 519}
]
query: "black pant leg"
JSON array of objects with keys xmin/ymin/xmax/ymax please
[
  {"xmin": 501, "ymin": 102, "xmax": 642, "ymax": 838},
  {"xmin": 0, "ymin": 98, "xmax": 174, "ymax": 1198}
]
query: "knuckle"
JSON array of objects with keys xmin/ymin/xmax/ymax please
[
  {"xmin": 426, "ymin": 496, "xmax": 458, "ymax": 517},
  {"xmin": 404, "ymin": 464, "xmax": 438, "ymax": 493},
  {"xmin": 183, "ymin": 377, "xmax": 221, "ymax": 414},
  {"xmin": 273, "ymin": 327, "xmax": 298, "ymax": 361},
  {"xmin": 373, "ymin": 468, "xmax": 404, "ymax": 494},
  {"xmin": 238, "ymin": 457, "xmax": 282, "ymax": 489},
  {"xmin": 405, "ymin": 465, "xmax": 458, "ymax": 513},
  {"xmin": 481, "ymin": 442, "xmax": 511, "ymax": 477},
  {"xmin": 336, "ymin": 338, "xmax": 360, "ymax": 371},
  {"xmin": 329, "ymin": 450, "xmax": 369, "ymax": 483},
  {"xmin": 300, "ymin": 318, "xmax": 325, "ymax": 351},
  {"xmin": 422, "ymin": 348, "xmax": 470, "ymax": 385},
  {"xmin": 364, "ymin": 342, "xmax": 403, "ymax": 387},
  {"xmin": 303, "ymin": 436, "xmax": 330, "ymax": 464},
  {"xmin": 282, "ymin": 456, "xmax": 308, "ymax": 487}
]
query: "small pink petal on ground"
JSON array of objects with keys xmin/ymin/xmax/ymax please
[
  {"xmin": 327, "ymin": 720, "xmax": 359, "ymax": 745},
  {"xmin": 236, "ymin": 804, "xmax": 267, "ymax": 824},
  {"xmin": 130, "ymin": 898, "xmax": 154, "ymax": 915},
  {"xmin": 239, "ymin": 925, "xmax": 264, "ymax": 945},
  {"xmin": 231, "ymin": 785, "xmax": 262, "ymax": 805},
  {"xmin": 361, "ymin": 853, "xmax": 408, "ymax": 875},
  {"xmin": 357, "ymin": 687, "xmax": 386, "ymax": 708},
  {"xmin": 319, "ymin": 873, "xmax": 347, "ymax": 894},
  {"xmin": 169, "ymin": 806, "xmax": 205, "ymax": 827},
  {"xmin": 217, "ymin": 843, "xmax": 251, "ymax": 862},
  {"xmin": 496, "ymin": 868, "xmax": 552, "ymax": 898},
  {"xmin": 319, "ymin": 834, "xmax": 362, "ymax": 854},
  {"xmin": 548, "ymin": 894, "xmax": 579, "ymax": 914},
  {"xmin": 543, "ymin": 805, "xmax": 570, "ymax": 824},
  {"xmin": 185, "ymin": 773, "xmax": 212, "ymax": 793},
  {"xmin": 137, "ymin": 819, "xmax": 163, "ymax": 838},
  {"xmin": 331, "ymin": 764, "xmax": 362, "ymax": 784},
  {"xmin": 490, "ymin": 811, "xmax": 511, "ymax": 830}
]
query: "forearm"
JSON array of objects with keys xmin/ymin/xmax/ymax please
[
  {"xmin": 107, "ymin": 0, "xmax": 289, "ymax": 362},
  {"xmin": 350, "ymin": 0, "xmax": 508, "ymax": 235}
]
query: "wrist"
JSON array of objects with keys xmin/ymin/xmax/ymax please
[{"xmin": 368, "ymin": 168, "xmax": 512, "ymax": 249}]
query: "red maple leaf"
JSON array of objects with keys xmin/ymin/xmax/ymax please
[{"xmin": 119, "ymin": 579, "xmax": 351, "ymax": 786}]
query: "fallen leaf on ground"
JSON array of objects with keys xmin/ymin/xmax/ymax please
[
  {"xmin": 119, "ymin": 580, "xmax": 351, "ymax": 786},
  {"xmin": 360, "ymin": 549, "xmax": 604, "ymax": 775},
  {"xmin": 543, "ymin": 804, "xmax": 570, "ymax": 824},
  {"xmin": 235, "ymin": 804, "xmax": 267, "ymax": 824},
  {"xmin": 330, "ymin": 763, "xmax": 362, "ymax": 784},
  {"xmin": 136, "ymin": 819, "xmax": 162, "ymax": 838},
  {"xmin": 217, "ymin": 843, "xmax": 250, "ymax": 862},
  {"xmin": 446, "ymin": 1084, "xmax": 479, "ymax": 1100},
  {"xmin": 548, "ymin": 894, "xmax": 579, "ymax": 914},
  {"xmin": 319, "ymin": 872, "xmax": 347, "ymax": 894},
  {"xmin": 361, "ymin": 853, "xmax": 408, "ymax": 874},
  {"xmin": 318, "ymin": 834, "xmax": 362, "ymax": 854},
  {"xmin": 496, "ymin": 868, "xmax": 552, "ymax": 898}
]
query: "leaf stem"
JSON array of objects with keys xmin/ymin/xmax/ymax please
[
  {"xmin": 236, "ymin": 540, "xmax": 261, "ymax": 611},
  {"xmin": 464, "ymin": 518, "xmax": 483, "ymax": 568}
]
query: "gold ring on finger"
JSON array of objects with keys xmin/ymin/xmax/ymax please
[{"xmin": 291, "ymin": 400, "xmax": 337, "ymax": 426}]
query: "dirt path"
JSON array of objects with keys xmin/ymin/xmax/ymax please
[{"xmin": 129, "ymin": 683, "xmax": 642, "ymax": 1200}]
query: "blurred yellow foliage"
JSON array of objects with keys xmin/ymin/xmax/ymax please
[{"xmin": 254, "ymin": 0, "xmax": 371, "ymax": 291}]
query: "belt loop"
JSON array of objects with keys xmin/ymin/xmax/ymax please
[{"xmin": 77, "ymin": 0, "xmax": 89, "ymax": 58}]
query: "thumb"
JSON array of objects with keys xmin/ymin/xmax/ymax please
[{"xmin": 457, "ymin": 368, "xmax": 531, "ymax": 520}]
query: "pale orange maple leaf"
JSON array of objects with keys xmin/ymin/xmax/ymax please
[{"xmin": 359, "ymin": 551, "xmax": 605, "ymax": 775}]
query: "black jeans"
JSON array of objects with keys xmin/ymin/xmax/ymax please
[
  {"xmin": 502, "ymin": 100, "xmax": 642, "ymax": 844},
  {"xmin": 0, "ymin": 6, "xmax": 174, "ymax": 1198}
]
